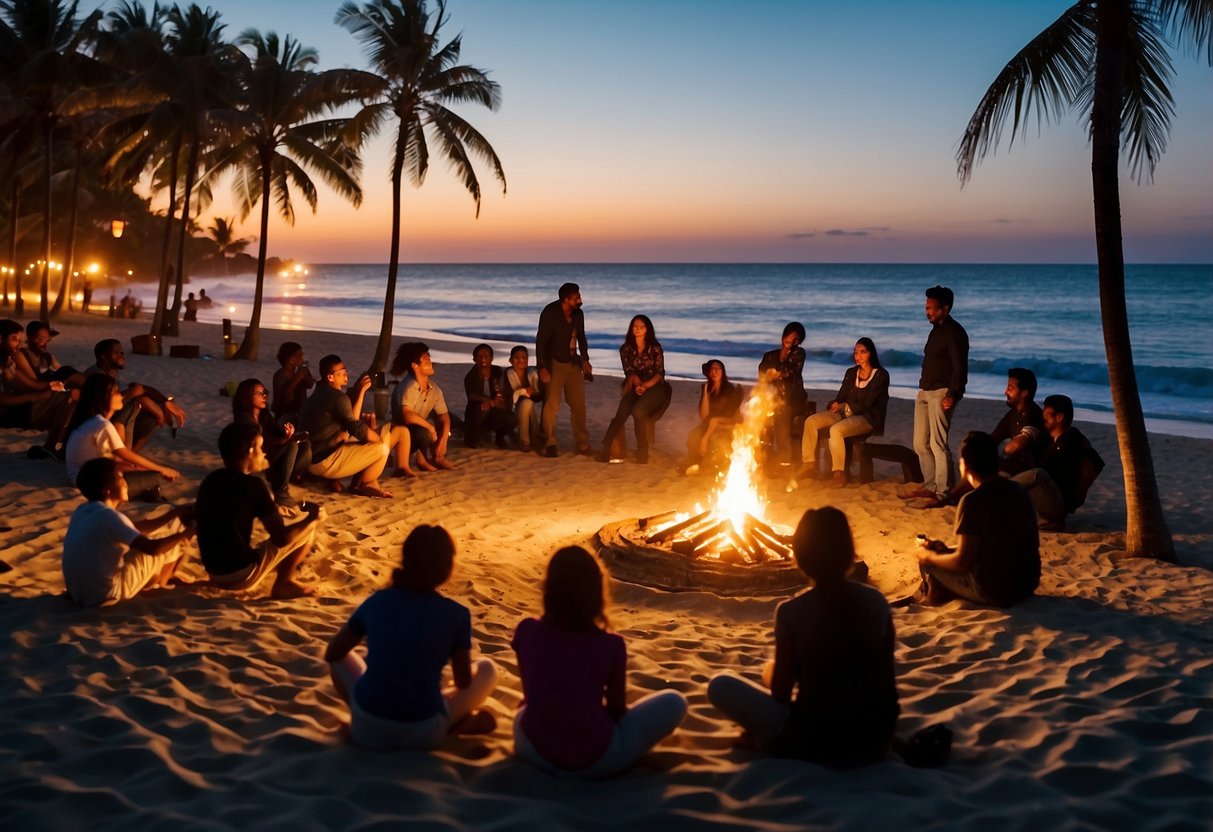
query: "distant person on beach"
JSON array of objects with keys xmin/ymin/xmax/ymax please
[
  {"xmin": 325, "ymin": 524, "xmax": 499, "ymax": 750},
  {"xmin": 390, "ymin": 341, "xmax": 454, "ymax": 474},
  {"xmin": 298, "ymin": 354, "xmax": 399, "ymax": 497},
  {"xmin": 708, "ymin": 506, "xmax": 899, "ymax": 767},
  {"xmin": 271, "ymin": 341, "xmax": 315, "ymax": 424},
  {"xmin": 599, "ymin": 314, "xmax": 672, "ymax": 465},
  {"xmin": 906, "ymin": 286, "xmax": 968, "ymax": 501},
  {"xmin": 183, "ymin": 293, "xmax": 198, "ymax": 321},
  {"xmin": 914, "ymin": 431, "xmax": 1040, "ymax": 607},
  {"xmin": 462, "ymin": 343, "xmax": 517, "ymax": 449},
  {"xmin": 197, "ymin": 289, "xmax": 213, "ymax": 308},
  {"xmin": 1011, "ymin": 394, "xmax": 1105, "ymax": 532},
  {"xmin": 196, "ymin": 423, "xmax": 320, "ymax": 598},
  {"xmin": 233, "ymin": 378, "xmax": 309, "ymax": 508},
  {"xmin": 0, "ymin": 318, "xmax": 77, "ymax": 459},
  {"xmin": 61, "ymin": 458, "xmax": 195, "ymax": 607},
  {"xmin": 22, "ymin": 320, "xmax": 84, "ymax": 387},
  {"xmin": 685, "ymin": 359, "xmax": 743, "ymax": 475},
  {"xmin": 65, "ymin": 374, "xmax": 180, "ymax": 502},
  {"xmin": 535, "ymin": 283, "xmax": 594, "ymax": 458},
  {"xmin": 504, "ymin": 345, "xmax": 543, "ymax": 453},
  {"xmin": 85, "ymin": 338, "xmax": 187, "ymax": 451},
  {"xmin": 758, "ymin": 322, "xmax": 809, "ymax": 468},
  {"xmin": 512, "ymin": 546, "xmax": 688, "ymax": 777},
  {"xmin": 799, "ymin": 337, "xmax": 889, "ymax": 487}
]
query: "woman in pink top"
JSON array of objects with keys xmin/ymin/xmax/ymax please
[{"xmin": 512, "ymin": 546, "xmax": 687, "ymax": 777}]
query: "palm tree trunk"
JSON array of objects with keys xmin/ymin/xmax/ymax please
[
  {"xmin": 151, "ymin": 140, "xmax": 181, "ymax": 338},
  {"xmin": 51, "ymin": 154, "xmax": 83, "ymax": 315},
  {"xmin": 167, "ymin": 141, "xmax": 200, "ymax": 339},
  {"xmin": 1091, "ymin": 0, "xmax": 1174, "ymax": 561},
  {"xmin": 234, "ymin": 153, "xmax": 273, "ymax": 361},
  {"xmin": 370, "ymin": 144, "xmax": 406, "ymax": 374},
  {"xmin": 38, "ymin": 116, "xmax": 53, "ymax": 322},
  {"xmin": 4, "ymin": 182, "xmax": 18, "ymax": 311}
]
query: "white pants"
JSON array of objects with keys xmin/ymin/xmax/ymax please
[
  {"xmin": 331, "ymin": 654, "xmax": 498, "ymax": 751},
  {"xmin": 513, "ymin": 690, "xmax": 687, "ymax": 778}
]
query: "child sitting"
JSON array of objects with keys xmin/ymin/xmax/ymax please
[
  {"xmin": 325, "ymin": 525, "xmax": 497, "ymax": 749},
  {"xmin": 512, "ymin": 546, "xmax": 687, "ymax": 777},
  {"xmin": 708, "ymin": 506, "xmax": 899, "ymax": 767}
]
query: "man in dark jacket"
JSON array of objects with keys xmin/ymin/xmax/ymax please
[{"xmin": 908, "ymin": 286, "xmax": 969, "ymax": 501}]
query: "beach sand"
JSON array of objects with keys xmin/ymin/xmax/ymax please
[{"xmin": 2, "ymin": 312, "xmax": 1210, "ymax": 830}]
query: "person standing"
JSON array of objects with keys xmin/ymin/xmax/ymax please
[
  {"xmin": 908, "ymin": 286, "xmax": 968, "ymax": 501},
  {"xmin": 535, "ymin": 283, "xmax": 594, "ymax": 458}
]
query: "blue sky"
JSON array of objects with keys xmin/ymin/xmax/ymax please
[{"xmin": 125, "ymin": 0, "xmax": 1213, "ymax": 262}]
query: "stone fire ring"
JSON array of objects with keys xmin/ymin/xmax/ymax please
[{"xmin": 596, "ymin": 518, "xmax": 807, "ymax": 597}]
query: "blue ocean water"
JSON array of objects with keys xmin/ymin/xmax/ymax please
[{"xmin": 187, "ymin": 263, "xmax": 1213, "ymax": 437}]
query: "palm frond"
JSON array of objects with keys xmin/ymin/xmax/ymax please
[
  {"xmin": 1159, "ymin": 0, "xmax": 1213, "ymax": 63},
  {"xmin": 957, "ymin": 1, "xmax": 1096, "ymax": 184},
  {"xmin": 1118, "ymin": 3, "xmax": 1176, "ymax": 182}
]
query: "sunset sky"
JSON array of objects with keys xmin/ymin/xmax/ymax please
[{"xmin": 166, "ymin": 0, "xmax": 1210, "ymax": 263}]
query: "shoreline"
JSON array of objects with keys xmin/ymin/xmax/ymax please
[{"xmin": 2, "ymin": 311, "xmax": 1210, "ymax": 829}]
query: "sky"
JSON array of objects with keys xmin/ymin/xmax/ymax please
[{"xmin": 119, "ymin": 0, "xmax": 1213, "ymax": 263}]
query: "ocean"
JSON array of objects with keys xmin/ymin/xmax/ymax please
[{"xmin": 180, "ymin": 263, "xmax": 1213, "ymax": 438}]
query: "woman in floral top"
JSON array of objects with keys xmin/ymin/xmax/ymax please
[{"xmin": 599, "ymin": 315, "xmax": 672, "ymax": 464}]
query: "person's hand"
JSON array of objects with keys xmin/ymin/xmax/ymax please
[
  {"xmin": 282, "ymin": 422, "xmax": 295, "ymax": 439},
  {"xmin": 942, "ymin": 396, "xmax": 954, "ymax": 412},
  {"xmin": 436, "ymin": 431, "xmax": 449, "ymax": 455},
  {"xmin": 165, "ymin": 399, "xmax": 187, "ymax": 427},
  {"xmin": 50, "ymin": 380, "xmax": 65, "ymax": 392},
  {"xmin": 539, "ymin": 368, "xmax": 551, "ymax": 385},
  {"xmin": 162, "ymin": 466, "xmax": 181, "ymax": 481},
  {"xmin": 700, "ymin": 435, "xmax": 710, "ymax": 455},
  {"xmin": 636, "ymin": 383, "xmax": 647, "ymax": 396},
  {"xmin": 356, "ymin": 374, "xmax": 372, "ymax": 394},
  {"xmin": 829, "ymin": 401, "xmax": 841, "ymax": 413},
  {"xmin": 582, "ymin": 361, "xmax": 593, "ymax": 377},
  {"xmin": 126, "ymin": 383, "xmax": 145, "ymax": 398},
  {"xmin": 69, "ymin": 388, "xmax": 80, "ymax": 403}
]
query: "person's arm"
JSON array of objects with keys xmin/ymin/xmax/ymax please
[
  {"xmin": 769, "ymin": 616, "xmax": 796, "ymax": 705},
  {"xmin": 129, "ymin": 526, "xmax": 193, "ymax": 556},
  {"xmin": 944, "ymin": 322, "xmax": 968, "ymax": 408},
  {"xmin": 8, "ymin": 351, "xmax": 61, "ymax": 392},
  {"xmin": 635, "ymin": 345, "xmax": 664, "ymax": 396},
  {"xmin": 916, "ymin": 534, "xmax": 975, "ymax": 573},
  {"xmin": 324, "ymin": 622, "xmax": 363, "ymax": 664},
  {"xmin": 464, "ymin": 367, "xmax": 490, "ymax": 404},
  {"xmin": 333, "ymin": 382, "xmax": 370, "ymax": 441},
  {"xmin": 535, "ymin": 306, "xmax": 553, "ymax": 382},
  {"xmin": 114, "ymin": 445, "xmax": 179, "ymax": 480},
  {"xmin": 698, "ymin": 383, "xmax": 711, "ymax": 421},
  {"xmin": 574, "ymin": 308, "xmax": 591, "ymax": 376},
  {"xmin": 855, "ymin": 368, "xmax": 889, "ymax": 421},
  {"xmin": 434, "ymin": 411, "xmax": 451, "ymax": 457},
  {"xmin": 830, "ymin": 368, "xmax": 854, "ymax": 412},
  {"xmin": 347, "ymin": 373, "xmax": 372, "ymax": 423},
  {"xmin": 450, "ymin": 648, "xmax": 473, "ymax": 689}
]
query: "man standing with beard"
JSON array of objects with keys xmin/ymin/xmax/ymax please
[
  {"xmin": 907, "ymin": 286, "xmax": 968, "ymax": 502},
  {"xmin": 535, "ymin": 283, "xmax": 594, "ymax": 458}
]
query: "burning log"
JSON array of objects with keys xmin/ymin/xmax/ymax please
[
  {"xmin": 645, "ymin": 510, "xmax": 711, "ymax": 544},
  {"xmin": 691, "ymin": 520, "xmax": 732, "ymax": 550},
  {"xmin": 692, "ymin": 533, "xmax": 730, "ymax": 558},
  {"xmin": 745, "ymin": 513, "xmax": 791, "ymax": 545},
  {"xmin": 751, "ymin": 527, "xmax": 792, "ymax": 560},
  {"xmin": 725, "ymin": 528, "xmax": 758, "ymax": 564},
  {"xmin": 638, "ymin": 510, "xmax": 679, "ymax": 530}
]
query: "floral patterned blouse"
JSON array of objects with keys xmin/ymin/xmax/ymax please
[{"xmin": 619, "ymin": 342, "xmax": 665, "ymax": 383}]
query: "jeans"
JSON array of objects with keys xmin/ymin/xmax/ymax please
[
  {"xmin": 1012, "ymin": 467, "xmax": 1067, "ymax": 524},
  {"xmin": 514, "ymin": 689, "xmax": 687, "ymax": 778},
  {"xmin": 913, "ymin": 388, "xmax": 955, "ymax": 495},
  {"xmin": 463, "ymin": 403, "xmax": 518, "ymax": 447},
  {"xmin": 601, "ymin": 382, "xmax": 671, "ymax": 461}
]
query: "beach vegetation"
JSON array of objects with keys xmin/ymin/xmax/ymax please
[
  {"xmin": 956, "ymin": 0, "xmax": 1211, "ymax": 560},
  {"xmin": 335, "ymin": 0, "xmax": 507, "ymax": 374}
]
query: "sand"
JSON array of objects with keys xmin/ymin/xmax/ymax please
[{"xmin": 2, "ymin": 312, "xmax": 1210, "ymax": 831}]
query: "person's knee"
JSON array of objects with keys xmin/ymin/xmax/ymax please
[
  {"xmin": 474, "ymin": 657, "xmax": 499, "ymax": 689},
  {"xmin": 707, "ymin": 674, "xmax": 735, "ymax": 707}
]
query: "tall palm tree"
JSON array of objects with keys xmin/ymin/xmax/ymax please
[
  {"xmin": 0, "ymin": 0, "xmax": 103, "ymax": 322},
  {"xmin": 957, "ymin": 0, "xmax": 1210, "ymax": 561},
  {"xmin": 336, "ymin": 0, "xmax": 506, "ymax": 373},
  {"xmin": 206, "ymin": 216, "xmax": 251, "ymax": 274},
  {"xmin": 218, "ymin": 31, "xmax": 367, "ymax": 361}
]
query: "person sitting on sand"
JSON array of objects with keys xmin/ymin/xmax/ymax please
[
  {"xmin": 233, "ymin": 378, "xmax": 310, "ymax": 508},
  {"xmin": 799, "ymin": 338, "xmax": 889, "ymax": 487},
  {"xmin": 599, "ymin": 314, "xmax": 672, "ymax": 465},
  {"xmin": 298, "ymin": 354, "xmax": 399, "ymax": 497},
  {"xmin": 85, "ymin": 338, "xmax": 187, "ymax": 452},
  {"xmin": 195, "ymin": 423, "xmax": 320, "ymax": 598},
  {"xmin": 65, "ymin": 374, "xmax": 180, "ymax": 502},
  {"xmin": 271, "ymin": 341, "xmax": 315, "ymax": 424},
  {"xmin": 183, "ymin": 293, "xmax": 199, "ymax": 322},
  {"xmin": 503, "ymin": 345, "xmax": 543, "ymax": 453},
  {"xmin": 1011, "ymin": 394, "xmax": 1105, "ymax": 532},
  {"xmin": 22, "ymin": 320, "xmax": 84, "ymax": 387},
  {"xmin": 758, "ymin": 322, "xmax": 809, "ymax": 468},
  {"xmin": 914, "ymin": 431, "xmax": 1040, "ymax": 607},
  {"xmin": 61, "ymin": 457, "xmax": 195, "ymax": 607},
  {"xmin": 708, "ymin": 506, "xmax": 899, "ymax": 767},
  {"xmin": 324, "ymin": 524, "xmax": 499, "ymax": 750},
  {"xmin": 389, "ymin": 342, "xmax": 454, "ymax": 473},
  {"xmin": 685, "ymin": 359, "xmax": 743, "ymax": 475},
  {"xmin": 1, "ymin": 318, "xmax": 77, "ymax": 458},
  {"xmin": 197, "ymin": 288, "xmax": 213, "ymax": 308},
  {"xmin": 512, "ymin": 546, "xmax": 688, "ymax": 777},
  {"xmin": 462, "ymin": 344, "xmax": 518, "ymax": 449}
]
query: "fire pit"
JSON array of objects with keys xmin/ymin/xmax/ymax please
[{"xmin": 597, "ymin": 384, "xmax": 807, "ymax": 596}]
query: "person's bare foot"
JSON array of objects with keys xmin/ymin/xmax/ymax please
[
  {"xmin": 351, "ymin": 482, "xmax": 393, "ymax": 498},
  {"xmin": 414, "ymin": 452, "xmax": 438, "ymax": 472},
  {"xmin": 388, "ymin": 467, "xmax": 416, "ymax": 478},
  {"xmin": 270, "ymin": 579, "xmax": 316, "ymax": 600},
  {"xmin": 432, "ymin": 456, "xmax": 455, "ymax": 470},
  {"xmin": 450, "ymin": 710, "xmax": 496, "ymax": 736}
]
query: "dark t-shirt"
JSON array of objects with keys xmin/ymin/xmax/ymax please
[
  {"xmin": 955, "ymin": 477, "xmax": 1041, "ymax": 605},
  {"xmin": 770, "ymin": 581, "xmax": 899, "ymax": 765},
  {"xmin": 1042, "ymin": 427, "xmax": 1095, "ymax": 512},
  {"xmin": 990, "ymin": 402, "xmax": 1045, "ymax": 475},
  {"xmin": 195, "ymin": 468, "xmax": 277, "ymax": 576},
  {"xmin": 349, "ymin": 588, "xmax": 472, "ymax": 722}
]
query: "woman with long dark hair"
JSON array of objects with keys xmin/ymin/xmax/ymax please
[
  {"xmin": 800, "ymin": 337, "xmax": 889, "ymax": 486},
  {"xmin": 232, "ymin": 378, "xmax": 310, "ymax": 507},
  {"xmin": 685, "ymin": 359, "xmax": 743, "ymax": 474},
  {"xmin": 599, "ymin": 315, "xmax": 672, "ymax": 464}
]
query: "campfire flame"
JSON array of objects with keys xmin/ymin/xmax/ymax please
[{"xmin": 642, "ymin": 382, "xmax": 792, "ymax": 564}]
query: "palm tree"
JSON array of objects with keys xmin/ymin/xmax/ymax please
[
  {"xmin": 217, "ymin": 31, "xmax": 367, "ymax": 361},
  {"xmin": 957, "ymin": 0, "xmax": 1210, "ymax": 561},
  {"xmin": 0, "ymin": 0, "xmax": 103, "ymax": 322},
  {"xmin": 206, "ymin": 216, "xmax": 251, "ymax": 274},
  {"xmin": 335, "ymin": 0, "xmax": 506, "ymax": 373}
]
